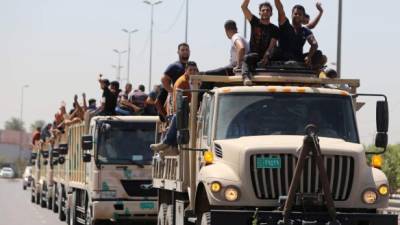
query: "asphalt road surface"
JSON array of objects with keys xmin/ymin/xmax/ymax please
[
  {"xmin": 0, "ymin": 178, "xmax": 64, "ymax": 225},
  {"xmin": 0, "ymin": 178, "xmax": 155, "ymax": 225}
]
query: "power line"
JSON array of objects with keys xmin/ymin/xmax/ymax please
[{"xmin": 156, "ymin": 0, "xmax": 186, "ymax": 34}]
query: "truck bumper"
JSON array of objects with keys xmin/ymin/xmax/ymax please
[
  {"xmin": 210, "ymin": 209, "xmax": 398, "ymax": 225},
  {"xmin": 92, "ymin": 199, "xmax": 158, "ymax": 222}
]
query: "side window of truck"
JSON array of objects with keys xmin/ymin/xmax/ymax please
[
  {"xmin": 202, "ymin": 95, "xmax": 214, "ymax": 146},
  {"xmin": 202, "ymin": 95, "xmax": 210, "ymax": 143}
]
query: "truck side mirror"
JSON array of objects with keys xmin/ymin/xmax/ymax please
[
  {"xmin": 52, "ymin": 149, "xmax": 60, "ymax": 158},
  {"xmin": 42, "ymin": 151, "xmax": 49, "ymax": 159},
  {"xmin": 83, "ymin": 153, "xmax": 91, "ymax": 163},
  {"xmin": 81, "ymin": 135, "xmax": 93, "ymax": 151},
  {"xmin": 376, "ymin": 101, "xmax": 389, "ymax": 133},
  {"xmin": 58, "ymin": 144, "xmax": 68, "ymax": 155},
  {"xmin": 375, "ymin": 132, "xmax": 388, "ymax": 149},
  {"xmin": 58, "ymin": 156, "xmax": 66, "ymax": 165},
  {"xmin": 176, "ymin": 94, "xmax": 190, "ymax": 145}
]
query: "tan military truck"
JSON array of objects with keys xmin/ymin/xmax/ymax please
[
  {"xmin": 152, "ymin": 71, "xmax": 396, "ymax": 225},
  {"xmin": 62, "ymin": 116, "xmax": 159, "ymax": 225},
  {"xmin": 30, "ymin": 140, "xmax": 53, "ymax": 209},
  {"xmin": 51, "ymin": 129, "xmax": 69, "ymax": 220}
]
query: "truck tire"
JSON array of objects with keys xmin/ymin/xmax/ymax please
[
  {"xmin": 199, "ymin": 212, "xmax": 211, "ymax": 225},
  {"xmin": 58, "ymin": 188, "xmax": 66, "ymax": 221},
  {"xmin": 166, "ymin": 205, "xmax": 174, "ymax": 225},
  {"xmin": 157, "ymin": 203, "xmax": 168, "ymax": 225},
  {"xmin": 47, "ymin": 186, "xmax": 53, "ymax": 210},
  {"xmin": 40, "ymin": 188, "xmax": 47, "ymax": 208},
  {"xmin": 53, "ymin": 186, "xmax": 58, "ymax": 213},
  {"xmin": 36, "ymin": 190, "xmax": 40, "ymax": 205},
  {"xmin": 31, "ymin": 189, "xmax": 35, "ymax": 203}
]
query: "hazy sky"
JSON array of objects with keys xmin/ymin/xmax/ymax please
[{"xmin": 0, "ymin": 0, "xmax": 399, "ymax": 144}]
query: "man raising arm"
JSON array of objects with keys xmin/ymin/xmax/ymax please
[{"xmin": 242, "ymin": 0, "xmax": 279, "ymax": 66}]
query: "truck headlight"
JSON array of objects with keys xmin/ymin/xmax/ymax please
[
  {"xmin": 224, "ymin": 186, "xmax": 240, "ymax": 202},
  {"xmin": 362, "ymin": 189, "xmax": 377, "ymax": 204}
]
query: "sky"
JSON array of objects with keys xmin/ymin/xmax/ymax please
[{"xmin": 0, "ymin": 0, "xmax": 399, "ymax": 144}]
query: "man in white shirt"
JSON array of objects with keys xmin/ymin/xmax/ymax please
[{"xmin": 204, "ymin": 20, "xmax": 249, "ymax": 76}]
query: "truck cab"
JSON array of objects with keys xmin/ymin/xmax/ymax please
[
  {"xmin": 67, "ymin": 116, "xmax": 159, "ymax": 225},
  {"xmin": 152, "ymin": 72, "xmax": 395, "ymax": 225}
]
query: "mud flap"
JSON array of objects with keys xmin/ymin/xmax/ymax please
[{"xmin": 209, "ymin": 210, "xmax": 398, "ymax": 225}]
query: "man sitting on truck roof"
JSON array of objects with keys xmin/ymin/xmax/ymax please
[
  {"xmin": 241, "ymin": 0, "xmax": 279, "ymax": 67},
  {"xmin": 273, "ymin": 0, "xmax": 326, "ymax": 70},
  {"xmin": 150, "ymin": 61, "xmax": 198, "ymax": 154},
  {"xmin": 204, "ymin": 20, "xmax": 249, "ymax": 76},
  {"xmin": 156, "ymin": 43, "xmax": 191, "ymax": 121}
]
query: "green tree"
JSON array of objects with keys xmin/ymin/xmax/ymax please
[
  {"xmin": 368, "ymin": 144, "xmax": 400, "ymax": 193},
  {"xmin": 30, "ymin": 120, "xmax": 46, "ymax": 132},
  {"xmin": 4, "ymin": 117, "xmax": 25, "ymax": 131}
]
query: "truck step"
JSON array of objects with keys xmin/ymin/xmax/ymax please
[
  {"xmin": 187, "ymin": 217, "xmax": 197, "ymax": 224},
  {"xmin": 76, "ymin": 206, "xmax": 85, "ymax": 213},
  {"xmin": 76, "ymin": 217, "xmax": 85, "ymax": 224}
]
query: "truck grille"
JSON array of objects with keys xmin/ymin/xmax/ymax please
[
  {"xmin": 120, "ymin": 180, "xmax": 157, "ymax": 197},
  {"xmin": 249, "ymin": 154, "xmax": 354, "ymax": 201}
]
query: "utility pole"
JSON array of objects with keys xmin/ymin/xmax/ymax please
[
  {"xmin": 122, "ymin": 29, "xmax": 138, "ymax": 84},
  {"xmin": 337, "ymin": 0, "xmax": 343, "ymax": 77},
  {"xmin": 185, "ymin": 0, "xmax": 189, "ymax": 42},
  {"xmin": 143, "ymin": 0, "xmax": 163, "ymax": 90},
  {"xmin": 19, "ymin": 84, "xmax": 29, "ymax": 162},
  {"xmin": 113, "ymin": 49, "xmax": 127, "ymax": 82}
]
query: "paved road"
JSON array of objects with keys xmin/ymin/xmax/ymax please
[
  {"xmin": 0, "ymin": 178, "xmax": 156, "ymax": 225},
  {"xmin": 0, "ymin": 178, "xmax": 64, "ymax": 225}
]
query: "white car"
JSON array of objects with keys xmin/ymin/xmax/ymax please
[{"xmin": 0, "ymin": 167, "xmax": 15, "ymax": 178}]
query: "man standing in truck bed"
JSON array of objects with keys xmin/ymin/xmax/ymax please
[
  {"xmin": 156, "ymin": 43, "xmax": 191, "ymax": 120},
  {"xmin": 241, "ymin": 0, "xmax": 279, "ymax": 67}
]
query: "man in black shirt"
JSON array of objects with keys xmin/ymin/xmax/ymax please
[
  {"xmin": 274, "ymin": 0, "xmax": 326, "ymax": 70},
  {"xmin": 98, "ymin": 75, "xmax": 119, "ymax": 116},
  {"xmin": 241, "ymin": 0, "xmax": 279, "ymax": 66},
  {"xmin": 156, "ymin": 43, "xmax": 190, "ymax": 119}
]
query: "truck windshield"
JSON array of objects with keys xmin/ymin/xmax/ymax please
[
  {"xmin": 97, "ymin": 121, "xmax": 155, "ymax": 165},
  {"xmin": 216, "ymin": 93, "xmax": 359, "ymax": 143}
]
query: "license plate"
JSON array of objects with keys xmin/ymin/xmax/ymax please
[
  {"xmin": 256, "ymin": 157, "xmax": 281, "ymax": 169},
  {"xmin": 140, "ymin": 202, "xmax": 155, "ymax": 209}
]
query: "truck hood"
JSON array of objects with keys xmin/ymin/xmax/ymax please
[{"xmin": 214, "ymin": 135, "xmax": 364, "ymax": 170}]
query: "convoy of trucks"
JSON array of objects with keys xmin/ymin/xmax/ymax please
[
  {"xmin": 30, "ymin": 115, "xmax": 160, "ymax": 225},
  {"xmin": 26, "ymin": 67, "xmax": 397, "ymax": 225}
]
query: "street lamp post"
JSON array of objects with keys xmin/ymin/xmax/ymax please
[
  {"xmin": 185, "ymin": 0, "xmax": 189, "ymax": 42},
  {"xmin": 143, "ymin": 0, "xmax": 163, "ymax": 90},
  {"xmin": 337, "ymin": 0, "xmax": 343, "ymax": 77},
  {"xmin": 122, "ymin": 29, "xmax": 139, "ymax": 84},
  {"xmin": 19, "ymin": 84, "xmax": 29, "ymax": 162},
  {"xmin": 113, "ymin": 49, "xmax": 127, "ymax": 82}
]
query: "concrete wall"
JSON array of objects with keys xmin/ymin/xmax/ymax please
[{"xmin": 0, "ymin": 143, "xmax": 31, "ymax": 163}]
